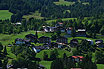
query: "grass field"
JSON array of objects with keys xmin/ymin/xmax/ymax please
[
  {"xmin": 36, "ymin": 49, "xmax": 72, "ymax": 59},
  {"xmin": 46, "ymin": 18, "xmax": 77, "ymax": 23},
  {"xmin": 97, "ymin": 64, "xmax": 104, "ymax": 69},
  {"xmin": 54, "ymin": 0, "xmax": 75, "ymax": 6},
  {"xmin": 39, "ymin": 61, "xmax": 52, "ymax": 69},
  {"xmin": 23, "ymin": 11, "xmax": 44, "ymax": 20},
  {"xmin": 0, "ymin": 31, "xmax": 54, "ymax": 45},
  {"xmin": 1, "ymin": 31, "xmax": 104, "ymax": 69},
  {"xmin": 0, "ymin": 10, "xmax": 13, "ymax": 20}
]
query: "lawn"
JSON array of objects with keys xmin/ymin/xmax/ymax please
[
  {"xmin": 97, "ymin": 64, "xmax": 104, "ymax": 69},
  {"xmin": 0, "ymin": 10, "xmax": 13, "ymax": 20},
  {"xmin": 0, "ymin": 31, "xmax": 53, "ymax": 45},
  {"xmin": 36, "ymin": 49, "xmax": 72, "ymax": 59},
  {"xmin": 39, "ymin": 61, "xmax": 52, "ymax": 69},
  {"xmin": 54, "ymin": 0, "xmax": 75, "ymax": 6},
  {"xmin": 46, "ymin": 18, "xmax": 77, "ymax": 23},
  {"xmin": 23, "ymin": 11, "xmax": 44, "ymax": 20}
]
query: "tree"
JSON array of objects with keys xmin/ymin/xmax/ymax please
[
  {"xmin": 3, "ymin": 46, "xmax": 7, "ymax": 55},
  {"xmin": 43, "ymin": 51, "xmax": 48, "ymax": 60},
  {"xmin": 71, "ymin": 28, "xmax": 76, "ymax": 38},
  {"xmin": 51, "ymin": 59, "xmax": 64, "ymax": 69},
  {"xmin": 0, "ymin": 42, "xmax": 3, "ymax": 53},
  {"xmin": 63, "ymin": 53, "xmax": 67, "ymax": 59},
  {"xmin": 95, "ymin": 50, "xmax": 104, "ymax": 64},
  {"xmin": 56, "ymin": 29, "xmax": 61, "ymax": 37},
  {"xmin": 2, "ymin": 57, "xmax": 8, "ymax": 69},
  {"xmin": 50, "ymin": 49, "xmax": 59, "ymax": 60},
  {"xmin": 100, "ymin": 26, "xmax": 104, "ymax": 35}
]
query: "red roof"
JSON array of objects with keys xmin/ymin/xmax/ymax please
[
  {"xmin": 71, "ymin": 68, "xmax": 81, "ymax": 69},
  {"xmin": 72, "ymin": 56, "xmax": 84, "ymax": 59},
  {"xmin": 77, "ymin": 56, "xmax": 84, "ymax": 59},
  {"xmin": 59, "ymin": 22, "xmax": 63, "ymax": 24},
  {"xmin": 72, "ymin": 56, "xmax": 78, "ymax": 58}
]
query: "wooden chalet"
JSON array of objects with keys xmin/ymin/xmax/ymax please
[{"xmin": 39, "ymin": 36, "xmax": 51, "ymax": 44}]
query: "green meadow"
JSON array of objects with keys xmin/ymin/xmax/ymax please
[
  {"xmin": 0, "ymin": 10, "xmax": 13, "ymax": 20},
  {"xmin": 23, "ymin": 11, "xmax": 44, "ymax": 20},
  {"xmin": 46, "ymin": 18, "xmax": 77, "ymax": 23},
  {"xmin": 0, "ymin": 30, "xmax": 104, "ymax": 69},
  {"xmin": 54, "ymin": 0, "xmax": 75, "ymax": 6}
]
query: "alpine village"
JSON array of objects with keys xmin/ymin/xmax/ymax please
[{"xmin": 0, "ymin": 0, "xmax": 104, "ymax": 69}]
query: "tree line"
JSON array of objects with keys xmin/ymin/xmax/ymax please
[{"xmin": 0, "ymin": 0, "xmax": 104, "ymax": 22}]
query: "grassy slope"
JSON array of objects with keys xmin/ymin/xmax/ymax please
[
  {"xmin": 37, "ymin": 49, "xmax": 72, "ymax": 69},
  {"xmin": 97, "ymin": 64, "xmax": 104, "ymax": 69},
  {"xmin": 54, "ymin": 0, "xmax": 75, "ymax": 6},
  {"xmin": 23, "ymin": 11, "xmax": 44, "ymax": 20},
  {"xmin": 46, "ymin": 18, "xmax": 77, "ymax": 23},
  {"xmin": 39, "ymin": 61, "xmax": 52, "ymax": 69},
  {"xmin": 0, "ymin": 10, "xmax": 13, "ymax": 20}
]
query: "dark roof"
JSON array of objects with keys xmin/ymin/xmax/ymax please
[
  {"xmin": 34, "ymin": 46, "xmax": 44, "ymax": 49},
  {"xmin": 25, "ymin": 34, "xmax": 36, "ymax": 38},
  {"xmin": 15, "ymin": 38, "xmax": 30, "ymax": 42},
  {"xmin": 57, "ymin": 36, "xmax": 67, "ymax": 39},
  {"xmin": 39, "ymin": 36, "xmax": 50, "ymax": 38},
  {"xmin": 72, "ymin": 56, "xmax": 84, "ymax": 59},
  {"xmin": 70, "ymin": 39, "xmax": 78, "ymax": 44},
  {"xmin": 95, "ymin": 40, "xmax": 103, "ymax": 42}
]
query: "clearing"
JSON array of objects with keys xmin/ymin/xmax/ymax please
[{"xmin": 0, "ymin": 10, "xmax": 13, "ymax": 20}]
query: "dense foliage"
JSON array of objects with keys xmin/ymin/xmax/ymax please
[{"xmin": 0, "ymin": 0, "xmax": 104, "ymax": 22}]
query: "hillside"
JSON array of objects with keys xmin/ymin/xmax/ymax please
[
  {"xmin": 0, "ymin": 0, "xmax": 104, "ymax": 22},
  {"xmin": 0, "ymin": 10, "xmax": 13, "ymax": 20}
]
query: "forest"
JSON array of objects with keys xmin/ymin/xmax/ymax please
[
  {"xmin": 0, "ymin": 0, "xmax": 104, "ymax": 22},
  {"xmin": 0, "ymin": 0, "xmax": 104, "ymax": 69}
]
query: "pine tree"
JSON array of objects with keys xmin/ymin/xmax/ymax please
[
  {"xmin": 3, "ymin": 46, "xmax": 8, "ymax": 55},
  {"xmin": 0, "ymin": 42, "xmax": 3, "ymax": 53}
]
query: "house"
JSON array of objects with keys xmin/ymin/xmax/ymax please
[
  {"xmin": 70, "ymin": 56, "xmax": 84, "ymax": 62},
  {"xmin": 55, "ymin": 22, "xmax": 63, "ymax": 27},
  {"xmin": 25, "ymin": 34, "xmax": 37, "ymax": 42},
  {"xmin": 95, "ymin": 40, "xmax": 104, "ymax": 48},
  {"xmin": 56, "ymin": 36, "xmax": 68, "ymax": 44},
  {"xmin": 43, "ymin": 26, "xmax": 56, "ymax": 32},
  {"xmin": 33, "ymin": 46, "xmax": 44, "ymax": 53},
  {"xmin": 15, "ymin": 38, "xmax": 30, "ymax": 45},
  {"xmin": 57, "ymin": 43, "xmax": 67, "ymax": 48},
  {"xmin": 51, "ymin": 42, "xmax": 58, "ymax": 48},
  {"xmin": 39, "ymin": 36, "xmax": 51, "ymax": 44},
  {"xmin": 71, "ymin": 68, "xmax": 82, "ymax": 69},
  {"xmin": 43, "ymin": 43, "xmax": 50, "ymax": 49},
  {"xmin": 70, "ymin": 39, "xmax": 78, "ymax": 47},
  {"xmin": 86, "ymin": 39, "xmax": 93, "ymax": 45},
  {"xmin": 77, "ymin": 29, "xmax": 86, "ymax": 37},
  {"xmin": 66, "ymin": 27, "xmax": 72, "ymax": 35},
  {"xmin": 38, "ymin": 64, "xmax": 46, "ymax": 69},
  {"xmin": 15, "ymin": 38, "xmax": 25, "ymax": 45},
  {"xmin": 15, "ymin": 22, "xmax": 21, "ymax": 25}
]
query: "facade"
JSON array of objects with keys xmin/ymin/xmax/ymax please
[
  {"xmin": 15, "ymin": 38, "xmax": 25, "ymax": 45},
  {"xmin": 77, "ymin": 29, "xmax": 86, "ymax": 37},
  {"xmin": 86, "ymin": 39, "xmax": 93, "ymax": 45},
  {"xmin": 70, "ymin": 39, "xmax": 78, "ymax": 47},
  {"xmin": 55, "ymin": 22, "xmax": 63, "ymax": 27},
  {"xmin": 39, "ymin": 36, "xmax": 51, "ymax": 44},
  {"xmin": 71, "ymin": 56, "xmax": 84, "ymax": 62},
  {"xmin": 15, "ymin": 38, "xmax": 30, "ymax": 45},
  {"xmin": 66, "ymin": 27, "xmax": 72, "ymax": 35},
  {"xmin": 25, "ymin": 34, "xmax": 37, "ymax": 42},
  {"xmin": 95, "ymin": 40, "xmax": 104, "ymax": 48},
  {"xmin": 56, "ymin": 36, "xmax": 68, "ymax": 44},
  {"xmin": 43, "ymin": 26, "xmax": 57, "ymax": 32}
]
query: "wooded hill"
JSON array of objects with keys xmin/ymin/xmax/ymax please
[{"xmin": 0, "ymin": 0, "xmax": 104, "ymax": 22}]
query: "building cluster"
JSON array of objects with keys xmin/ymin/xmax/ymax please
[
  {"xmin": 12, "ymin": 31, "xmax": 104, "ymax": 54},
  {"xmin": 43, "ymin": 22, "xmax": 86, "ymax": 37}
]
